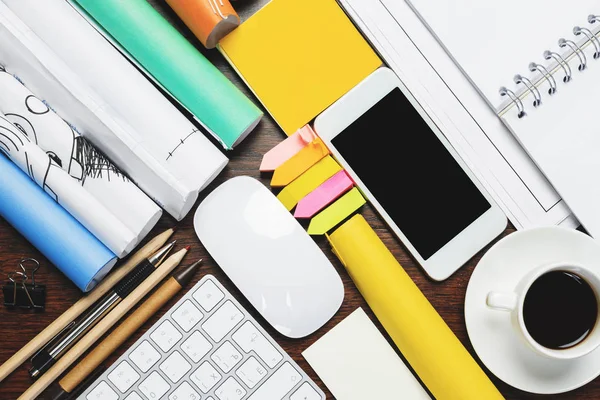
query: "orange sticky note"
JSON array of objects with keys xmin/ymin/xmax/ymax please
[
  {"xmin": 271, "ymin": 137, "xmax": 329, "ymax": 187},
  {"xmin": 277, "ymin": 156, "xmax": 343, "ymax": 211}
]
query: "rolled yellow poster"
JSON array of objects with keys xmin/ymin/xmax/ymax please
[{"xmin": 327, "ymin": 214, "xmax": 504, "ymax": 400}]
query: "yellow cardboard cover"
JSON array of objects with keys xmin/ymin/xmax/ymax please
[
  {"xmin": 277, "ymin": 156, "xmax": 342, "ymax": 211},
  {"xmin": 218, "ymin": 0, "xmax": 381, "ymax": 134},
  {"xmin": 327, "ymin": 215, "xmax": 504, "ymax": 400}
]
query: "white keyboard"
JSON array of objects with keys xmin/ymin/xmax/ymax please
[{"xmin": 79, "ymin": 275, "xmax": 325, "ymax": 400}]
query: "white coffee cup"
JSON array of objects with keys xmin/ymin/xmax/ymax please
[{"xmin": 486, "ymin": 262, "xmax": 600, "ymax": 360}]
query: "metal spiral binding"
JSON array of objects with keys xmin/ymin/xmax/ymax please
[
  {"xmin": 514, "ymin": 74, "xmax": 541, "ymax": 106},
  {"xmin": 574, "ymin": 26, "xmax": 600, "ymax": 59},
  {"xmin": 544, "ymin": 50, "xmax": 572, "ymax": 82},
  {"xmin": 501, "ymin": 14, "xmax": 600, "ymax": 118},
  {"xmin": 559, "ymin": 38, "xmax": 587, "ymax": 70},
  {"xmin": 499, "ymin": 87, "xmax": 526, "ymax": 118},
  {"xmin": 529, "ymin": 62, "xmax": 557, "ymax": 94}
]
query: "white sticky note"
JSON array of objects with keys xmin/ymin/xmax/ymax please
[{"xmin": 302, "ymin": 308, "xmax": 431, "ymax": 400}]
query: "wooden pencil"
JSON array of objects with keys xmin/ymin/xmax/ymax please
[
  {"xmin": 0, "ymin": 228, "xmax": 174, "ymax": 383},
  {"xmin": 17, "ymin": 247, "xmax": 189, "ymax": 400}
]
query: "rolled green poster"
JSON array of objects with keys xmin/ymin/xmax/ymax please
[{"xmin": 74, "ymin": 0, "xmax": 262, "ymax": 150}]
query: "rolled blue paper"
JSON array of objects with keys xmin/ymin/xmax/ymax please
[{"xmin": 0, "ymin": 154, "xmax": 117, "ymax": 292}]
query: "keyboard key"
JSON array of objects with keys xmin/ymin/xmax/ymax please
[
  {"xmin": 108, "ymin": 360, "xmax": 140, "ymax": 393},
  {"xmin": 160, "ymin": 351, "xmax": 191, "ymax": 383},
  {"xmin": 193, "ymin": 279, "xmax": 225, "ymax": 311},
  {"xmin": 139, "ymin": 371, "xmax": 170, "ymax": 400},
  {"xmin": 129, "ymin": 340, "xmax": 161, "ymax": 373},
  {"xmin": 150, "ymin": 320, "xmax": 182, "ymax": 352},
  {"xmin": 190, "ymin": 361, "xmax": 222, "ymax": 393},
  {"xmin": 181, "ymin": 331, "xmax": 212, "ymax": 363},
  {"xmin": 235, "ymin": 356, "xmax": 267, "ymax": 389},
  {"xmin": 233, "ymin": 321, "xmax": 282, "ymax": 368},
  {"xmin": 86, "ymin": 381, "xmax": 118, "ymax": 400},
  {"xmin": 211, "ymin": 341, "xmax": 243, "ymax": 373},
  {"xmin": 172, "ymin": 300, "xmax": 203, "ymax": 332},
  {"xmin": 291, "ymin": 382, "xmax": 322, "ymax": 400},
  {"xmin": 202, "ymin": 301, "xmax": 244, "ymax": 342},
  {"xmin": 247, "ymin": 362, "xmax": 302, "ymax": 400},
  {"xmin": 215, "ymin": 377, "xmax": 246, "ymax": 400},
  {"xmin": 169, "ymin": 382, "xmax": 200, "ymax": 400},
  {"xmin": 125, "ymin": 393, "xmax": 143, "ymax": 400}
]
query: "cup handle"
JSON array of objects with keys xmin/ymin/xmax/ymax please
[{"xmin": 486, "ymin": 292, "xmax": 518, "ymax": 311}]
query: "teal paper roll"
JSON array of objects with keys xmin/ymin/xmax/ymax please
[{"xmin": 74, "ymin": 0, "xmax": 262, "ymax": 150}]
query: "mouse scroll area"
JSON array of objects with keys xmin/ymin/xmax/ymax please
[
  {"xmin": 244, "ymin": 189, "xmax": 296, "ymax": 239},
  {"xmin": 194, "ymin": 176, "xmax": 344, "ymax": 339}
]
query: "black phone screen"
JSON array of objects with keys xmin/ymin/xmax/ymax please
[{"xmin": 331, "ymin": 87, "xmax": 491, "ymax": 259}]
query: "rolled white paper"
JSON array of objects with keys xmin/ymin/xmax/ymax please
[
  {"xmin": 0, "ymin": 112, "xmax": 136, "ymax": 257},
  {"xmin": 0, "ymin": 70, "xmax": 162, "ymax": 249},
  {"xmin": 1, "ymin": 0, "xmax": 228, "ymax": 220}
]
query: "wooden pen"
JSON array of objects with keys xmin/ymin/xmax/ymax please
[
  {"xmin": 17, "ymin": 247, "xmax": 189, "ymax": 400},
  {"xmin": 0, "ymin": 228, "xmax": 174, "ymax": 383},
  {"xmin": 49, "ymin": 260, "xmax": 202, "ymax": 400}
]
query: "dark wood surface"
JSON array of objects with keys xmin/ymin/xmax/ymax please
[{"xmin": 1, "ymin": 2, "xmax": 598, "ymax": 399}]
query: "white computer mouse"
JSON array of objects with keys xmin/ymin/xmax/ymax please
[{"xmin": 194, "ymin": 176, "xmax": 344, "ymax": 338}]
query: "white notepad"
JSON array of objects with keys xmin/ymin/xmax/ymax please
[
  {"xmin": 302, "ymin": 308, "xmax": 431, "ymax": 400},
  {"xmin": 408, "ymin": 0, "xmax": 600, "ymax": 237}
]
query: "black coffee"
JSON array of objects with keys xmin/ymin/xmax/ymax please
[{"xmin": 523, "ymin": 270, "xmax": 598, "ymax": 350}]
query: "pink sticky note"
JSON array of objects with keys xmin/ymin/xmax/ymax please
[
  {"xmin": 294, "ymin": 170, "xmax": 354, "ymax": 218},
  {"xmin": 259, "ymin": 125, "xmax": 317, "ymax": 171}
]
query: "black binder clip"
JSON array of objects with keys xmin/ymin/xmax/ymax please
[{"xmin": 2, "ymin": 258, "xmax": 46, "ymax": 311}]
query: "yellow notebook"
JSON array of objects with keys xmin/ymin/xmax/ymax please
[{"xmin": 218, "ymin": 0, "xmax": 381, "ymax": 135}]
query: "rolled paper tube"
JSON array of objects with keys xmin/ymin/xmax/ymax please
[
  {"xmin": 277, "ymin": 156, "xmax": 342, "ymax": 211},
  {"xmin": 0, "ymin": 112, "xmax": 137, "ymax": 257},
  {"xmin": 271, "ymin": 137, "xmax": 330, "ymax": 187},
  {"xmin": 327, "ymin": 214, "xmax": 504, "ymax": 400},
  {"xmin": 0, "ymin": 153, "xmax": 117, "ymax": 292},
  {"xmin": 74, "ymin": 0, "xmax": 262, "ymax": 150},
  {"xmin": 0, "ymin": 1, "xmax": 229, "ymax": 220},
  {"xmin": 260, "ymin": 125, "xmax": 317, "ymax": 172},
  {"xmin": 0, "ymin": 70, "xmax": 162, "ymax": 248},
  {"xmin": 307, "ymin": 187, "xmax": 365, "ymax": 235},
  {"xmin": 166, "ymin": 0, "xmax": 240, "ymax": 49},
  {"xmin": 295, "ymin": 170, "xmax": 354, "ymax": 218}
]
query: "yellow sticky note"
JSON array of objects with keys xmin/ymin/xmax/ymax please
[
  {"xmin": 307, "ymin": 187, "xmax": 365, "ymax": 235},
  {"xmin": 218, "ymin": 0, "xmax": 381, "ymax": 135},
  {"xmin": 277, "ymin": 156, "xmax": 342, "ymax": 210},
  {"xmin": 271, "ymin": 137, "xmax": 329, "ymax": 187}
]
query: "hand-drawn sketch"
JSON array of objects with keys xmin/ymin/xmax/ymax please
[
  {"xmin": 0, "ymin": 70, "xmax": 162, "ymax": 257},
  {"xmin": 0, "ymin": 113, "xmax": 61, "ymax": 201}
]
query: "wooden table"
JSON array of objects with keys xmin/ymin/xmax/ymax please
[{"xmin": 1, "ymin": 2, "xmax": 598, "ymax": 399}]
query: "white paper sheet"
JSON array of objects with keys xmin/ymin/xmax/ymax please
[
  {"xmin": 0, "ymin": 112, "xmax": 136, "ymax": 257},
  {"xmin": 1, "ymin": 0, "xmax": 228, "ymax": 220},
  {"xmin": 0, "ymin": 70, "xmax": 162, "ymax": 249},
  {"xmin": 338, "ymin": 0, "xmax": 577, "ymax": 230},
  {"xmin": 303, "ymin": 308, "xmax": 431, "ymax": 400}
]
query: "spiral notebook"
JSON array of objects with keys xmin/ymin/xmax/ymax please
[{"xmin": 407, "ymin": 0, "xmax": 600, "ymax": 237}]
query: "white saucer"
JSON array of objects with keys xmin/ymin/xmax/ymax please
[{"xmin": 465, "ymin": 226, "xmax": 600, "ymax": 394}]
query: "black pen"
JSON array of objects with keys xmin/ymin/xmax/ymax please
[{"xmin": 28, "ymin": 240, "xmax": 176, "ymax": 379}]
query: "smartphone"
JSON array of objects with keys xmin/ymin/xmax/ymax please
[{"xmin": 315, "ymin": 68, "xmax": 506, "ymax": 280}]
